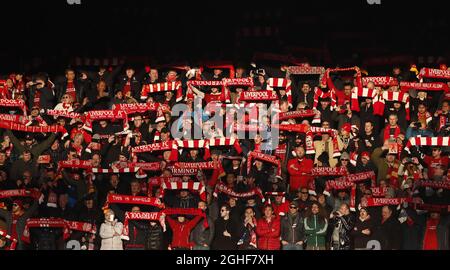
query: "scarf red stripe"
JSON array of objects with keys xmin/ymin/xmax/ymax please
[
  {"xmin": 404, "ymin": 137, "xmax": 450, "ymax": 153},
  {"xmin": 0, "ymin": 99, "xmax": 27, "ymax": 116},
  {"xmin": 0, "ymin": 230, "xmax": 17, "ymax": 250},
  {"xmin": 160, "ymin": 180, "xmax": 206, "ymax": 201},
  {"xmin": 213, "ymin": 182, "xmax": 265, "ymax": 202},
  {"xmin": 141, "ymin": 81, "xmax": 183, "ymax": 102},
  {"xmin": 362, "ymin": 77, "xmax": 398, "ymax": 87},
  {"xmin": 414, "ymin": 180, "xmax": 450, "ymax": 190},
  {"xmin": 266, "ymin": 78, "xmax": 293, "ymax": 108}
]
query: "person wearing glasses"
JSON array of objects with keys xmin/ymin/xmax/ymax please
[
  {"xmin": 212, "ymin": 205, "xmax": 238, "ymax": 250},
  {"xmin": 329, "ymin": 203, "xmax": 354, "ymax": 250},
  {"xmin": 294, "ymin": 188, "xmax": 312, "ymax": 214},
  {"xmin": 236, "ymin": 207, "xmax": 258, "ymax": 250},
  {"xmin": 281, "ymin": 201, "xmax": 305, "ymax": 250},
  {"xmin": 53, "ymin": 94, "xmax": 74, "ymax": 114}
]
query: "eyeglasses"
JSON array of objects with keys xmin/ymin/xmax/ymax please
[
  {"xmin": 12, "ymin": 204, "xmax": 18, "ymax": 207},
  {"xmin": 289, "ymin": 206, "xmax": 298, "ymax": 209},
  {"xmin": 300, "ymin": 191, "xmax": 309, "ymax": 194},
  {"xmin": 341, "ymin": 159, "xmax": 349, "ymax": 161}
]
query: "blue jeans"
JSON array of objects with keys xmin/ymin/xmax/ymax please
[{"xmin": 282, "ymin": 243, "xmax": 303, "ymax": 250}]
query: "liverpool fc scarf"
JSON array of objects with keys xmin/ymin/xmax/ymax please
[
  {"xmin": 362, "ymin": 77, "xmax": 398, "ymax": 87},
  {"xmin": 418, "ymin": 68, "xmax": 450, "ymax": 81},
  {"xmin": 0, "ymin": 189, "xmax": 42, "ymax": 200},
  {"xmin": 286, "ymin": 65, "xmax": 326, "ymax": 82},
  {"xmin": 414, "ymin": 180, "xmax": 450, "ymax": 190},
  {"xmin": 122, "ymin": 211, "xmax": 166, "ymax": 240},
  {"xmin": 277, "ymin": 110, "xmax": 320, "ymax": 124},
  {"xmin": 373, "ymin": 91, "xmax": 411, "ymax": 120},
  {"xmin": 163, "ymin": 208, "xmax": 208, "ymax": 228},
  {"xmin": 0, "ymin": 99, "xmax": 27, "ymax": 116}
]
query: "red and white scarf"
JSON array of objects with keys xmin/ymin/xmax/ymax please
[
  {"xmin": 362, "ymin": 77, "xmax": 398, "ymax": 87},
  {"xmin": 239, "ymin": 90, "xmax": 278, "ymax": 102},
  {"xmin": 373, "ymin": 91, "xmax": 411, "ymax": 120},
  {"xmin": 112, "ymin": 102, "xmax": 168, "ymax": 115},
  {"xmin": 83, "ymin": 110, "xmax": 129, "ymax": 132},
  {"xmin": 213, "ymin": 182, "xmax": 265, "ymax": 202},
  {"xmin": 400, "ymin": 82, "xmax": 449, "ymax": 92},
  {"xmin": 170, "ymin": 138, "xmax": 242, "ymax": 161},
  {"xmin": 122, "ymin": 211, "xmax": 166, "ymax": 240},
  {"xmin": 418, "ymin": 68, "xmax": 450, "ymax": 81},
  {"xmin": 286, "ymin": 65, "xmax": 326, "ymax": 83},
  {"xmin": 163, "ymin": 208, "xmax": 209, "ymax": 228},
  {"xmin": 334, "ymin": 171, "xmax": 377, "ymax": 187},
  {"xmin": 278, "ymin": 110, "xmax": 320, "ymax": 124},
  {"xmin": 350, "ymin": 87, "xmax": 379, "ymax": 112},
  {"xmin": 247, "ymin": 151, "xmax": 281, "ymax": 176},
  {"xmin": 312, "ymin": 87, "xmax": 337, "ymax": 111},
  {"xmin": 148, "ymin": 177, "xmax": 183, "ymax": 195},
  {"xmin": 266, "ymin": 78, "xmax": 293, "ymax": 108},
  {"xmin": 159, "ymin": 180, "xmax": 206, "ymax": 201},
  {"xmin": 404, "ymin": 137, "xmax": 450, "ymax": 153},
  {"xmin": 0, "ymin": 98, "xmax": 27, "ymax": 116},
  {"xmin": 22, "ymin": 218, "xmax": 71, "ymax": 244},
  {"xmin": 141, "ymin": 81, "xmax": 183, "ymax": 102},
  {"xmin": 103, "ymin": 194, "xmax": 164, "ymax": 210},
  {"xmin": 0, "ymin": 230, "xmax": 17, "ymax": 250},
  {"xmin": 414, "ymin": 180, "xmax": 450, "ymax": 190},
  {"xmin": 0, "ymin": 113, "xmax": 29, "ymax": 125},
  {"xmin": 310, "ymin": 167, "xmax": 349, "ymax": 176},
  {"xmin": 0, "ymin": 122, "xmax": 67, "ymax": 138},
  {"xmin": 45, "ymin": 109, "xmax": 81, "ymax": 119},
  {"xmin": 187, "ymin": 80, "xmax": 228, "ymax": 102},
  {"xmin": 0, "ymin": 189, "xmax": 42, "ymax": 200},
  {"xmin": 361, "ymin": 197, "xmax": 412, "ymax": 207}
]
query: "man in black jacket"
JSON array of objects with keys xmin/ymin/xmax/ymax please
[
  {"xmin": 115, "ymin": 66, "xmax": 143, "ymax": 101},
  {"xmin": 191, "ymin": 201, "xmax": 215, "ymax": 250},
  {"xmin": 281, "ymin": 201, "xmax": 305, "ymax": 250},
  {"xmin": 374, "ymin": 206, "xmax": 402, "ymax": 250},
  {"xmin": 27, "ymin": 74, "xmax": 55, "ymax": 111},
  {"xmin": 55, "ymin": 69, "xmax": 87, "ymax": 104}
]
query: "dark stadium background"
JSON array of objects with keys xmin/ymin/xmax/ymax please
[{"xmin": 0, "ymin": 0, "xmax": 448, "ymax": 75}]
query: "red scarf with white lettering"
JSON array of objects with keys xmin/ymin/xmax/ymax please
[
  {"xmin": 362, "ymin": 77, "xmax": 398, "ymax": 87},
  {"xmin": 213, "ymin": 182, "xmax": 265, "ymax": 202},
  {"xmin": 122, "ymin": 212, "xmax": 166, "ymax": 240},
  {"xmin": 0, "ymin": 122, "xmax": 67, "ymax": 138},
  {"xmin": 414, "ymin": 180, "xmax": 450, "ymax": 190},
  {"xmin": 83, "ymin": 110, "xmax": 129, "ymax": 132},
  {"xmin": 22, "ymin": 218, "xmax": 70, "ymax": 244},
  {"xmin": 0, "ymin": 189, "xmax": 42, "ymax": 200},
  {"xmin": 247, "ymin": 151, "xmax": 281, "ymax": 176},
  {"xmin": 0, "ymin": 99, "xmax": 27, "ymax": 116},
  {"xmin": 103, "ymin": 194, "xmax": 164, "ymax": 210},
  {"xmin": 418, "ymin": 68, "xmax": 450, "ymax": 81},
  {"xmin": 400, "ymin": 82, "xmax": 449, "ymax": 92}
]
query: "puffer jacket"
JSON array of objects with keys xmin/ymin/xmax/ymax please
[
  {"xmin": 329, "ymin": 214, "xmax": 354, "ymax": 250},
  {"xmin": 145, "ymin": 223, "xmax": 164, "ymax": 250},
  {"xmin": 256, "ymin": 215, "xmax": 281, "ymax": 250},
  {"xmin": 99, "ymin": 220, "xmax": 123, "ymax": 250},
  {"xmin": 304, "ymin": 215, "xmax": 328, "ymax": 248}
]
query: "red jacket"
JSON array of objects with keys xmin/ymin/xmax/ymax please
[
  {"xmin": 166, "ymin": 215, "xmax": 202, "ymax": 249},
  {"xmin": 256, "ymin": 216, "xmax": 281, "ymax": 250},
  {"xmin": 271, "ymin": 201, "xmax": 290, "ymax": 217},
  {"xmin": 287, "ymin": 158, "xmax": 314, "ymax": 192}
]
